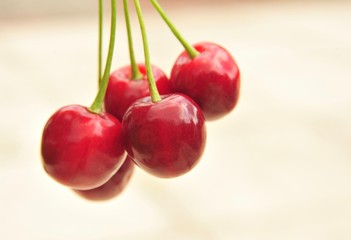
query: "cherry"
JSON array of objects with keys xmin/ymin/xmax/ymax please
[
  {"xmin": 103, "ymin": 0, "xmax": 171, "ymax": 121},
  {"xmin": 41, "ymin": 105, "xmax": 126, "ymax": 190},
  {"xmin": 122, "ymin": 94, "xmax": 206, "ymax": 178},
  {"xmin": 73, "ymin": 156, "xmax": 134, "ymax": 201},
  {"xmin": 104, "ymin": 63, "xmax": 171, "ymax": 121},
  {"xmin": 170, "ymin": 42, "xmax": 240, "ymax": 120},
  {"xmin": 150, "ymin": 0, "xmax": 240, "ymax": 120},
  {"xmin": 41, "ymin": 0, "xmax": 122, "ymax": 190},
  {"xmin": 121, "ymin": 1, "xmax": 206, "ymax": 178}
]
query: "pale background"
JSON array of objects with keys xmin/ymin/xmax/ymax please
[{"xmin": 0, "ymin": 0, "xmax": 351, "ymax": 239}]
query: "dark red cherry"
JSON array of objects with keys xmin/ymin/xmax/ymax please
[
  {"xmin": 104, "ymin": 63, "xmax": 171, "ymax": 121},
  {"xmin": 170, "ymin": 42, "xmax": 240, "ymax": 121},
  {"xmin": 122, "ymin": 94, "xmax": 206, "ymax": 178},
  {"xmin": 73, "ymin": 156, "xmax": 135, "ymax": 201},
  {"xmin": 41, "ymin": 105, "xmax": 126, "ymax": 190}
]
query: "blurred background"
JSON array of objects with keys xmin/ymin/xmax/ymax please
[{"xmin": 1, "ymin": 0, "xmax": 351, "ymax": 239}]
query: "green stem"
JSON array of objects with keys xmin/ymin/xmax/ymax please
[
  {"xmin": 150, "ymin": 0, "xmax": 199, "ymax": 59},
  {"xmin": 90, "ymin": 0, "xmax": 117, "ymax": 114},
  {"xmin": 98, "ymin": 0, "xmax": 103, "ymax": 86},
  {"xmin": 124, "ymin": 0, "xmax": 143, "ymax": 80},
  {"xmin": 134, "ymin": 0, "xmax": 161, "ymax": 103}
]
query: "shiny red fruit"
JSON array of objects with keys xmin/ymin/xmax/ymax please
[
  {"xmin": 73, "ymin": 156, "xmax": 135, "ymax": 201},
  {"xmin": 122, "ymin": 94, "xmax": 206, "ymax": 178},
  {"xmin": 41, "ymin": 105, "xmax": 126, "ymax": 190},
  {"xmin": 104, "ymin": 63, "xmax": 171, "ymax": 121},
  {"xmin": 170, "ymin": 42, "xmax": 240, "ymax": 121}
]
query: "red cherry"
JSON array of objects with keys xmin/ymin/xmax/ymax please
[
  {"xmin": 41, "ymin": 105, "xmax": 126, "ymax": 190},
  {"xmin": 73, "ymin": 156, "xmax": 135, "ymax": 201},
  {"xmin": 122, "ymin": 94, "xmax": 206, "ymax": 178},
  {"xmin": 104, "ymin": 63, "xmax": 171, "ymax": 121},
  {"xmin": 170, "ymin": 42, "xmax": 240, "ymax": 121}
]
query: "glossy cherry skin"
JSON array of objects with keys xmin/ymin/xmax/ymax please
[
  {"xmin": 104, "ymin": 63, "xmax": 172, "ymax": 121},
  {"xmin": 73, "ymin": 156, "xmax": 135, "ymax": 201},
  {"xmin": 41, "ymin": 105, "xmax": 126, "ymax": 190},
  {"xmin": 170, "ymin": 42, "xmax": 240, "ymax": 121},
  {"xmin": 122, "ymin": 94, "xmax": 206, "ymax": 178}
]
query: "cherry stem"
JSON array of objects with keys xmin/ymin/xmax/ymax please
[
  {"xmin": 134, "ymin": 0, "xmax": 161, "ymax": 103},
  {"xmin": 124, "ymin": 0, "xmax": 143, "ymax": 80},
  {"xmin": 150, "ymin": 0, "xmax": 199, "ymax": 59},
  {"xmin": 90, "ymin": 0, "xmax": 117, "ymax": 114},
  {"xmin": 98, "ymin": 0, "xmax": 103, "ymax": 86}
]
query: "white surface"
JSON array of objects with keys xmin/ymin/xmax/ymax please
[{"xmin": 0, "ymin": 1, "xmax": 351, "ymax": 239}]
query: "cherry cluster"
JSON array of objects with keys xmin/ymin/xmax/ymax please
[{"xmin": 41, "ymin": 0, "xmax": 240, "ymax": 201}]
